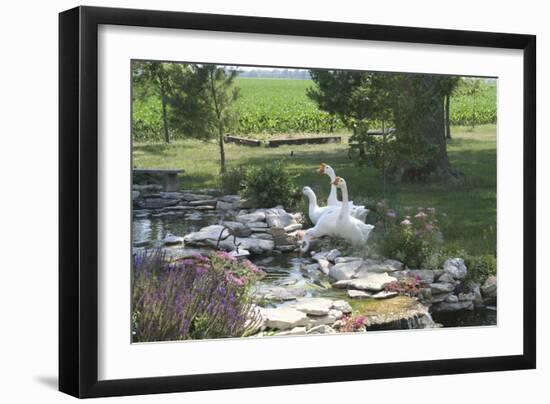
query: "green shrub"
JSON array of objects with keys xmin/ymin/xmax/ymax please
[
  {"xmin": 221, "ymin": 166, "xmax": 247, "ymax": 195},
  {"xmin": 373, "ymin": 200, "xmax": 444, "ymax": 268},
  {"xmin": 241, "ymin": 161, "xmax": 299, "ymax": 208},
  {"xmin": 464, "ymin": 254, "xmax": 497, "ymax": 284}
]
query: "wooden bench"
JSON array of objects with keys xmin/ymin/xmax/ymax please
[{"xmin": 133, "ymin": 168, "xmax": 184, "ymax": 192}]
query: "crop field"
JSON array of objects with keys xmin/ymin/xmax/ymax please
[{"xmin": 235, "ymin": 78, "xmax": 343, "ymax": 135}]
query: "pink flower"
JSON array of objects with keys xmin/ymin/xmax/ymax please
[
  {"xmin": 400, "ymin": 219, "xmax": 412, "ymax": 226},
  {"xmin": 415, "ymin": 212, "xmax": 428, "ymax": 219}
]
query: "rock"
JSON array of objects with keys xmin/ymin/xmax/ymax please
[
  {"xmin": 481, "ymin": 276, "xmax": 497, "ymax": 298},
  {"xmin": 265, "ymin": 207, "xmax": 296, "ymax": 228},
  {"xmin": 361, "ymin": 296, "xmax": 436, "ymax": 329},
  {"xmin": 133, "ymin": 240, "xmax": 150, "ymax": 247},
  {"xmin": 186, "ymin": 212, "xmax": 203, "ymax": 220},
  {"xmin": 263, "ymin": 307, "xmax": 309, "ymax": 330},
  {"xmin": 138, "ymin": 198, "xmax": 179, "ymax": 209},
  {"xmin": 471, "ymin": 283, "xmax": 484, "ymax": 306},
  {"xmin": 163, "ymin": 234, "xmax": 184, "ymax": 245},
  {"xmin": 307, "ymin": 325, "xmax": 336, "ymax": 334},
  {"xmin": 331, "ymin": 300, "xmax": 352, "ymax": 313},
  {"xmin": 430, "ymin": 292, "xmax": 452, "ymax": 303},
  {"xmin": 221, "ymin": 221, "xmax": 252, "ymax": 237},
  {"xmin": 348, "ymin": 290, "xmax": 372, "ymax": 298},
  {"xmin": 432, "ymin": 269, "xmax": 445, "ymax": 280},
  {"xmin": 183, "ymin": 225, "xmax": 274, "ymax": 253},
  {"xmin": 445, "ymin": 294, "xmax": 459, "ymax": 303},
  {"xmin": 247, "ymin": 221, "xmax": 269, "ymax": 228},
  {"xmin": 437, "ymin": 272, "xmax": 455, "ymax": 283},
  {"xmin": 371, "ymin": 291, "xmax": 398, "ymax": 299},
  {"xmin": 192, "ymin": 205, "xmax": 216, "ymax": 211},
  {"xmin": 302, "ymin": 263, "xmax": 320, "ymax": 273},
  {"xmin": 257, "ymin": 286, "xmax": 307, "ymax": 301},
  {"xmin": 276, "ymin": 245, "xmax": 298, "ymax": 252},
  {"xmin": 295, "ymin": 297, "xmax": 333, "ymax": 316},
  {"xmin": 305, "ymin": 309, "xmax": 342, "ymax": 327},
  {"xmin": 181, "ymin": 193, "xmax": 213, "ymax": 201},
  {"xmin": 329, "ymin": 260, "xmax": 364, "ymax": 281},
  {"xmin": 334, "ymin": 256, "xmax": 362, "ymax": 264},
  {"xmin": 458, "ymin": 292, "xmax": 475, "ymax": 301},
  {"xmin": 251, "ymin": 233, "xmax": 274, "ymax": 240},
  {"xmin": 274, "ymin": 326, "xmax": 307, "ymax": 336},
  {"xmin": 236, "ymin": 211, "xmax": 266, "ymax": 223},
  {"xmin": 393, "ymin": 269, "xmax": 435, "ymax": 284},
  {"xmin": 187, "ymin": 199, "xmax": 218, "ymax": 206},
  {"xmin": 132, "ymin": 190, "xmax": 140, "ymax": 200},
  {"xmin": 431, "ymin": 300, "xmax": 474, "ymax": 312},
  {"xmin": 317, "ymin": 258, "xmax": 331, "ymax": 275},
  {"xmin": 311, "ymin": 249, "xmax": 341, "ymax": 263},
  {"xmin": 284, "ymin": 223, "xmax": 302, "ymax": 232},
  {"xmin": 333, "ymin": 272, "xmax": 397, "ymax": 292},
  {"xmin": 443, "ymin": 258, "xmax": 468, "ymax": 280},
  {"xmin": 358, "ymin": 258, "xmax": 403, "ymax": 274},
  {"xmin": 429, "ymin": 282, "xmax": 455, "ymax": 293},
  {"xmin": 216, "ymin": 200, "xmax": 237, "ymax": 211},
  {"xmin": 219, "ymin": 195, "xmax": 240, "ymax": 203}
]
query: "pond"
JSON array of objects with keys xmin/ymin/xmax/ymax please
[{"xmin": 132, "ymin": 211, "xmax": 496, "ymax": 330}]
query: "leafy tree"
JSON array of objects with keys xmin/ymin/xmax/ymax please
[
  {"xmin": 308, "ymin": 70, "xmax": 462, "ymax": 183},
  {"xmin": 132, "ymin": 61, "xmax": 184, "ymax": 143},
  {"xmin": 170, "ymin": 64, "xmax": 240, "ymax": 174}
]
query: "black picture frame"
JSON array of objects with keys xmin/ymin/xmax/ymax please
[{"xmin": 59, "ymin": 5, "xmax": 536, "ymax": 398}]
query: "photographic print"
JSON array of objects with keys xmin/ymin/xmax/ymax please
[{"xmin": 131, "ymin": 61, "xmax": 498, "ymax": 343}]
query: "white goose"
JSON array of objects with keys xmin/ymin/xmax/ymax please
[
  {"xmin": 318, "ymin": 163, "xmax": 369, "ymax": 222},
  {"xmin": 302, "ymin": 186, "xmax": 339, "ymax": 225},
  {"xmin": 300, "ymin": 176, "xmax": 374, "ymax": 253}
]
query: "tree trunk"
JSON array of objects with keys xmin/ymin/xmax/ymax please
[
  {"xmin": 161, "ymin": 92, "xmax": 170, "ymax": 143},
  {"xmin": 445, "ymin": 95, "xmax": 451, "ymax": 140},
  {"xmin": 218, "ymin": 126, "xmax": 226, "ymax": 174}
]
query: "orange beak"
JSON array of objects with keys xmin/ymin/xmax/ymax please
[
  {"xmin": 331, "ymin": 176, "xmax": 341, "ymax": 186},
  {"xmin": 318, "ymin": 163, "xmax": 326, "ymax": 173}
]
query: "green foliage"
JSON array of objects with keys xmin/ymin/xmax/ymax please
[
  {"xmin": 450, "ymin": 79, "xmax": 497, "ymax": 126},
  {"xmin": 372, "ymin": 201, "xmax": 444, "ymax": 268},
  {"xmin": 220, "ymin": 166, "xmax": 247, "ymax": 195},
  {"xmin": 241, "ymin": 161, "xmax": 299, "ymax": 208},
  {"xmin": 236, "ymin": 78, "xmax": 342, "ymax": 134},
  {"xmin": 464, "ymin": 254, "xmax": 497, "ymax": 284}
]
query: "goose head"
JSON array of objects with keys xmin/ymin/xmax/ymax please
[
  {"xmin": 331, "ymin": 176, "xmax": 347, "ymax": 188},
  {"xmin": 318, "ymin": 163, "xmax": 336, "ymax": 180},
  {"xmin": 302, "ymin": 186, "xmax": 315, "ymax": 197}
]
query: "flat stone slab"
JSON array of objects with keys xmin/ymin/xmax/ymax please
[
  {"xmin": 333, "ymin": 272, "xmax": 397, "ymax": 292},
  {"xmin": 262, "ymin": 307, "xmax": 309, "ymax": 330},
  {"xmin": 294, "ymin": 297, "xmax": 333, "ymax": 316}
]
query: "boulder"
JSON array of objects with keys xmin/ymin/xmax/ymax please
[
  {"xmin": 163, "ymin": 234, "xmax": 184, "ymax": 245},
  {"xmin": 430, "ymin": 292, "xmax": 452, "ymax": 303},
  {"xmin": 445, "ymin": 294, "xmax": 459, "ymax": 303},
  {"xmin": 263, "ymin": 307, "xmax": 309, "ymax": 330},
  {"xmin": 329, "ymin": 260, "xmax": 364, "ymax": 281},
  {"xmin": 334, "ymin": 256, "xmax": 362, "ymax": 264},
  {"xmin": 265, "ymin": 207, "xmax": 296, "ymax": 228},
  {"xmin": 437, "ymin": 272, "xmax": 456, "ymax": 283},
  {"xmin": 188, "ymin": 199, "xmax": 218, "ymax": 206},
  {"xmin": 216, "ymin": 200, "xmax": 237, "ymax": 211},
  {"xmin": 458, "ymin": 292, "xmax": 475, "ymax": 302},
  {"xmin": 393, "ymin": 269, "xmax": 435, "ymax": 284},
  {"xmin": 274, "ymin": 326, "xmax": 307, "ymax": 336},
  {"xmin": 443, "ymin": 258, "xmax": 468, "ymax": 280},
  {"xmin": 317, "ymin": 258, "xmax": 331, "ymax": 275},
  {"xmin": 305, "ymin": 309, "xmax": 342, "ymax": 327},
  {"xmin": 371, "ymin": 291, "xmax": 398, "ymax": 299},
  {"xmin": 256, "ymin": 286, "xmax": 307, "ymax": 301},
  {"xmin": 235, "ymin": 211, "xmax": 266, "ymax": 223},
  {"xmin": 429, "ymin": 282, "xmax": 455, "ymax": 294},
  {"xmin": 481, "ymin": 276, "xmax": 497, "ymax": 298},
  {"xmin": 138, "ymin": 198, "xmax": 179, "ymax": 209},
  {"xmin": 307, "ymin": 325, "xmax": 336, "ymax": 334},
  {"xmin": 247, "ymin": 221, "xmax": 269, "ymax": 228},
  {"xmin": 348, "ymin": 290, "xmax": 372, "ymax": 298},
  {"xmin": 221, "ymin": 221, "xmax": 252, "ymax": 237},
  {"xmin": 331, "ymin": 300, "xmax": 352, "ymax": 313},
  {"xmin": 183, "ymin": 225, "xmax": 274, "ymax": 253},
  {"xmin": 295, "ymin": 297, "xmax": 333, "ymax": 316},
  {"xmin": 311, "ymin": 249, "xmax": 341, "ymax": 263},
  {"xmin": 432, "ymin": 300, "xmax": 474, "ymax": 312},
  {"xmin": 181, "ymin": 193, "xmax": 213, "ymax": 201},
  {"xmin": 358, "ymin": 258, "xmax": 403, "ymax": 274},
  {"xmin": 218, "ymin": 195, "xmax": 240, "ymax": 203},
  {"xmin": 333, "ymin": 272, "xmax": 397, "ymax": 292},
  {"xmin": 283, "ymin": 223, "xmax": 302, "ymax": 232}
]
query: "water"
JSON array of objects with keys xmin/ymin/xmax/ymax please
[{"xmin": 132, "ymin": 212, "xmax": 496, "ymax": 329}]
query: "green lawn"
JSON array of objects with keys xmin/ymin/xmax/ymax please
[{"xmin": 133, "ymin": 124, "xmax": 496, "ymax": 256}]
